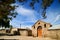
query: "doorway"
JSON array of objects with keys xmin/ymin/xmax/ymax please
[{"xmin": 37, "ymin": 26, "xmax": 42, "ymax": 37}]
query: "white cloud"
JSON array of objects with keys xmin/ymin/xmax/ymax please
[
  {"xmin": 15, "ymin": 6, "xmax": 37, "ymax": 22},
  {"xmin": 10, "ymin": 6, "xmax": 38, "ymax": 28},
  {"xmin": 53, "ymin": 15, "xmax": 60, "ymax": 24},
  {"xmin": 10, "ymin": 19, "xmax": 32, "ymax": 29},
  {"xmin": 49, "ymin": 24, "xmax": 60, "ymax": 29},
  {"xmin": 15, "ymin": 6, "xmax": 34, "ymax": 16},
  {"xmin": 20, "ymin": 25, "xmax": 32, "ymax": 29}
]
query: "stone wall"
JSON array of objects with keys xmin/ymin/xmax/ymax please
[
  {"xmin": 32, "ymin": 20, "xmax": 51, "ymax": 37},
  {"xmin": 11, "ymin": 28, "xmax": 18, "ymax": 34},
  {"xmin": 18, "ymin": 29, "xmax": 32, "ymax": 36},
  {"xmin": 47, "ymin": 30, "xmax": 60, "ymax": 39},
  {"xmin": 19, "ymin": 30, "xmax": 28, "ymax": 36},
  {"xmin": 0, "ymin": 29, "xmax": 6, "ymax": 33}
]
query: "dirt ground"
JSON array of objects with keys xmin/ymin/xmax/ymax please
[{"xmin": 0, "ymin": 36, "xmax": 57, "ymax": 40}]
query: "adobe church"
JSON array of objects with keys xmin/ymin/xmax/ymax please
[{"xmin": 32, "ymin": 20, "xmax": 52, "ymax": 37}]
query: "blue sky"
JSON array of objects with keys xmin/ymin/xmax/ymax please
[{"xmin": 10, "ymin": 0, "xmax": 60, "ymax": 28}]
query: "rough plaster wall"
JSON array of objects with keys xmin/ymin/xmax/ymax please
[
  {"xmin": 11, "ymin": 28, "xmax": 17, "ymax": 34},
  {"xmin": 46, "ymin": 24, "xmax": 51, "ymax": 29},
  {"xmin": 0, "ymin": 30, "xmax": 6, "ymax": 33},
  {"xmin": 32, "ymin": 26, "xmax": 37, "ymax": 37},
  {"xmin": 19, "ymin": 30, "xmax": 28, "ymax": 36},
  {"xmin": 47, "ymin": 30, "xmax": 60, "ymax": 39},
  {"xmin": 43, "ymin": 28, "xmax": 48, "ymax": 37},
  {"xmin": 49, "ymin": 31, "xmax": 57, "ymax": 39},
  {"xmin": 44, "ymin": 24, "xmax": 51, "ymax": 37},
  {"xmin": 57, "ymin": 30, "xmax": 60, "ymax": 39}
]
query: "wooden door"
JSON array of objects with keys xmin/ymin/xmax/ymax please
[{"xmin": 37, "ymin": 26, "xmax": 42, "ymax": 37}]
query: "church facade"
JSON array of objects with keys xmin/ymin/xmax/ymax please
[{"xmin": 32, "ymin": 20, "xmax": 52, "ymax": 37}]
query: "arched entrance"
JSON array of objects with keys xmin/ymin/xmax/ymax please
[{"xmin": 37, "ymin": 26, "xmax": 42, "ymax": 37}]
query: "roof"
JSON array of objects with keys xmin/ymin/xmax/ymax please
[
  {"xmin": 32, "ymin": 20, "xmax": 51, "ymax": 27},
  {"xmin": 48, "ymin": 25, "xmax": 60, "ymax": 30}
]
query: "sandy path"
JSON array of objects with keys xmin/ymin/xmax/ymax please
[{"xmin": 0, "ymin": 36, "xmax": 57, "ymax": 40}]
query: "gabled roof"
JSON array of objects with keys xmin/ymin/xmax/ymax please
[
  {"xmin": 48, "ymin": 25, "xmax": 60, "ymax": 30},
  {"xmin": 32, "ymin": 20, "xmax": 51, "ymax": 27}
]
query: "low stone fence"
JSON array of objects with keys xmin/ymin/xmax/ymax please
[{"xmin": 45, "ymin": 29, "xmax": 60, "ymax": 40}]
